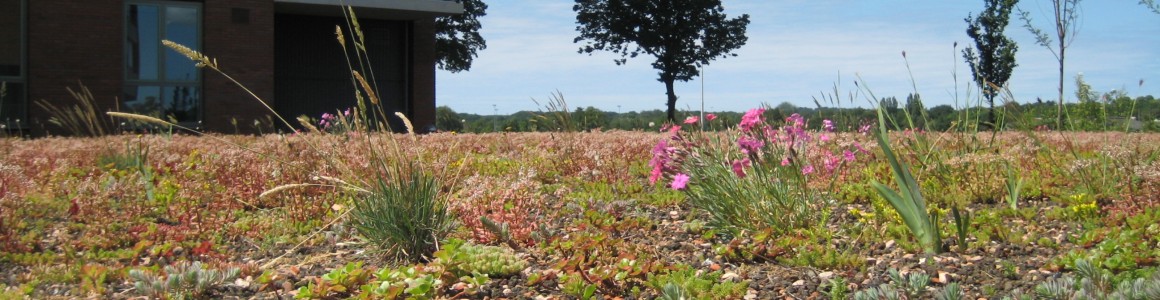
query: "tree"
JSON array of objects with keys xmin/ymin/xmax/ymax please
[
  {"xmin": 573, "ymin": 0, "xmax": 750, "ymax": 122},
  {"xmin": 1143, "ymin": 0, "xmax": 1160, "ymax": 14},
  {"xmin": 435, "ymin": 0, "xmax": 488, "ymax": 73},
  {"xmin": 435, "ymin": 106, "xmax": 464, "ymax": 132},
  {"xmin": 963, "ymin": 0, "xmax": 1019, "ymax": 128},
  {"xmin": 1019, "ymin": 0, "xmax": 1082, "ymax": 129}
]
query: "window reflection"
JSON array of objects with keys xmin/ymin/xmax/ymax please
[
  {"xmin": 125, "ymin": 1, "xmax": 200, "ymax": 123},
  {"xmin": 126, "ymin": 4, "xmax": 160, "ymax": 81},
  {"xmin": 165, "ymin": 6, "xmax": 198, "ymax": 82}
]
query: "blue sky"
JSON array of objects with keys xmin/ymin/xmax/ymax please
[{"xmin": 435, "ymin": 1, "xmax": 1160, "ymax": 115}]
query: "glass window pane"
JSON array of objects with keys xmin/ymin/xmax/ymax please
[
  {"xmin": 0, "ymin": 0, "xmax": 21, "ymax": 77},
  {"xmin": 123, "ymin": 85, "xmax": 163, "ymax": 117},
  {"xmin": 1, "ymin": 82, "xmax": 24, "ymax": 123},
  {"xmin": 164, "ymin": 6, "xmax": 199, "ymax": 81},
  {"xmin": 162, "ymin": 85, "xmax": 199, "ymax": 122},
  {"xmin": 126, "ymin": 4, "xmax": 160, "ymax": 81}
]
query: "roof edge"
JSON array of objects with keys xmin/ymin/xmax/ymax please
[{"xmin": 274, "ymin": 0, "xmax": 463, "ymax": 15}]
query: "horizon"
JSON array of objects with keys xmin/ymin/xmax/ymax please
[{"xmin": 434, "ymin": 1, "xmax": 1160, "ymax": 115}]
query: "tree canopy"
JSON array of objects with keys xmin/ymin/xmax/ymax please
[
  {"xmin": 964, "ymin": 0, "xmax": 1019, "ymax": 127},
  {"xmin": 573, "ymin": 0, "xmax": 750, "ymax": 122},
  {"xmin": 435, "ymin": 0, "xmax": 488, "ymax": 73}
]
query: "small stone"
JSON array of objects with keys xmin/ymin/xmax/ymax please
[
  {"xmin": 818, "ymin": 271, "xmax": 834, "ymax": 280},
  {"xmin": 744, "ymin": 289, "xmax": 758, "ymax": 300},
  {"xmin": 234, "ymin": 277, "xmax": 251, "ymax": 288},
  {"xmin": 503, "ymin": 288, "xmax": 513, "ymax": 296},
  {"xmin": 702, "ymin": 259, "xmax": 714, "ymax": 267},
  {"xmin": 866, "ymin": 258, "xmax": 878, "ymax": 265},
  {"xmin": 885, "ymin": 240, "xmax": 896, "ymax": 249},
  {"xmin": 902, "ymin": 254, "xmax": 915, "ymax": 260},
  {"xmin": 669, "ymin": 211, "xmax": 680, "ymax": 220},
  {"xmin": 721, "ymin": 272, "xmax": 741, "ymax": 282},
  {"xmin": 792, "ymin": 279, "xmax": 805, "ymax": 286}
]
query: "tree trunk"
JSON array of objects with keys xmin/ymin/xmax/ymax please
[
  {"xmin": 665, "ymin": 78, "xmax": 678, "ymax": 122},
  {"xmin": 1056, "ymin": 44, "xmax": 1065, "ymax": 129}
]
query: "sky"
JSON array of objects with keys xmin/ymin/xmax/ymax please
[{"xmin": 435, "ymin": 1, "xmax": 1160, "ymax": 115}]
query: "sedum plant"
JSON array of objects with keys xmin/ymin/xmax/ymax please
[
  {"xmin": 128, "ymin": 261, "xmax": 240, "ymax": 299},
  {"xmin": 433, "ymin": 239, "xmax": 526, "ymax": 278}
]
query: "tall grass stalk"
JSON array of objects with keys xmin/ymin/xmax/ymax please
[{"xmin": 34, "ymin": 82, "xmax": 115, "ymax": 137}]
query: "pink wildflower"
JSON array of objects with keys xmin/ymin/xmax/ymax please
[
  {"xmin": 844, "ymin": 150, "xmax": 856, "ymax": 162},
  {"xmin": 822, "ymin": 119, "xmax": 835, "ymax": 132},
  {"xmin": 671, "ymin": 173, "xmax": 690, "ymax": 190},
  {"xmin": 344, "ymin": 108, "xmax": 352, "ymax": 117},
  {"xmin": 781, "ymin": 157, "xmax": 791, "ymax": 166},
  {"xmin": 823, "ymin": 154, "xmax": 840, "ymax": 173},
  {"xmin": 738, "ymin": 136, "xmax": 764, "ymax": 155},
  {"xmin": 854, "ymin": 142, "xmax": 870, "ymax": 154},
  {"xmin": 740, "ymin": 108, "xmax": 765, "ymax": 131},
  {"xmin": 649, "ymin": 167, "xmax": 663, "ymax": 185},
  {"xmin": 706, "ymin": 113, "xmax": 717, "ymax": 121},
  {"xmin": 820, "ymin": 134, "xmax": 831, "ymax": 142},
  {"xmin": 731, "ymin": 158, "xmax": 750, "ymax": 178},
  {"xmin": 669, "ymin": 125, "xmax": 682, "ymax": 133},
  {"xmin": 858, "ymin": 124, "xmax": 872, "ymax": 135},
  {"xmin": 683, "ymin": 116, "xmax": 699, "ymax": 124},
  {"xmin": 801, "ymin": 165, "xmax": 814, "ymax": 175}
]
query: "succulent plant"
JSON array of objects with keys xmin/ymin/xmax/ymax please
[
  {"xmin": 853, "ymin": 269, "xmax": 963, "ymax": 300},
  {"xmin": 1032, "ymin": 259, "xmax": 1160, "ymax": 300},
  {"xmin": 128, "ymin": 261, "xmax": 240, "ymax": 299},
  {"xmin": 434, "ymin": 239, "xmax": 526, "ymax": 278}
]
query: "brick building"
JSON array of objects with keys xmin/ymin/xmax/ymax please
[{"xmin": 0, "ymin": 0, "xmax": 461, "ymax": 135}]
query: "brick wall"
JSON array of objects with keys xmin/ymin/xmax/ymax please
[
  {"xmin": 203, "ymin": 0, "xmax": 275, "ymax": 133},
  {"xmin": 26, "ymin": 0, "xmax": 122, "ymax": 135}
]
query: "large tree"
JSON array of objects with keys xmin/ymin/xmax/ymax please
[
  {"xmin": 1019, "ymin": 0, "xmax": 1081, "ymax": 129},
  {"xmin": 573, "ymin": 0, "xmax": 750, "ymax": 122},
  {"xmin": 963, "ymin": 0, "xmax": 1019, "ymax": 128},
  {"xmin": 435, "ymin": 0, "xmax": 488, "ymax": 73}
]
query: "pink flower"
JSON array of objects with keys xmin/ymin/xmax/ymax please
[
  {"xmin": 824, "ymin": 154, "xmax": 840, "ymax": 173},
  {"xmin": 740, "ymin": 108, "xmax": 765, "ymax": 131},
  {"xmin": 823, "ymin": 119, "xmax": 835, "ymax": 132},
  {"xmin": 344, "ymin": 108, "xmax": 352, "ymax": 117},
  {"xmin": 858, "ymin": 124, "xmax": 872, "ymax": 135},
  {"xmin": 781, "ymin": 157, "xmax": 791, "ymax": 166},
  {"xmin": 738, "ymin": 136, "xmax": 764, "ymax": 155},
  {"xmin": 820, "ymin": 134, "xmax": 831, "ymax": 142},
  {"xmin": 731, "ymin": 158, "xmax": 750, "ymax": 178},
  {"xmin": 844, "ymin": 150, "xmax": 856, "ymax": 162},
  {"xmin": 649, "ymin": 167, "xmax": 663, "ymax": 185},
  {"xmin": 706, "ymin": 113, "xmax": 717, "ymax": 121},
  {"xmin": 801, "ymin": 165, "xmax": 814, "ymax": 175},
  {"xmin": 668, "ymin": 125, "xmax": 682, "ymax": 133},
  {"xmin": 671, "ymin": 173, "xmax": 690, "ymax": 190},
  {"xmin": 683, "ymin": 116, "xmax": 699, "ymax": 124},
  {"xmin": 854, "ymin": 142, "xmax": 870, "ymax": 154}
]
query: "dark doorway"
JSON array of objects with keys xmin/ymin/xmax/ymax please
[{"xmin": 274, "ymin": 14, "xmax": 410, "ymax": 131}]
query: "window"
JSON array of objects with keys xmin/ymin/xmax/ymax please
[
  {"xmin": 0, "ymin": 0, "xmax": 25, "ymax": 128},
  {"xmin": 124, "ymin": 1, "xmax": 201, "ymax": 124}
]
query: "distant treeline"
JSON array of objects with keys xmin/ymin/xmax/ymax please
[{"xmin": 437, "ymin": 93, "xmax": 1160, "ymax": 133}]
